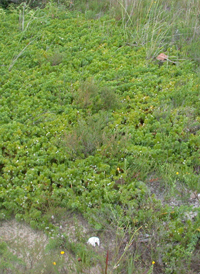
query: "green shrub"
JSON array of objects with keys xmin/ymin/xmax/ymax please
[{"xmin": 0, "ymin": 3, "xmax": 200, "ymax": 273}]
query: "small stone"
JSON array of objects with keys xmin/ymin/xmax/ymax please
[
  {"xmin": 190, "ymin": 191, "xmax": 197, "ymax": 199},
  {"xmin": 87, "ymin": 237, "xmax": 100, "ymax": 247}
]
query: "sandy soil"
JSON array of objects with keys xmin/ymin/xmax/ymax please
[{"xmin": 0, "ymin": 216, "xmax": 106, "ymax": 273}]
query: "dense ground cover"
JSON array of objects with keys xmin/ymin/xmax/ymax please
[{"xmin": 0, "ymin": 1, "xmax": 200, "ymax": 273}]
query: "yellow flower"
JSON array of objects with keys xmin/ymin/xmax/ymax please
[
  {"xmin": 53, "ymin": 262, "xmax": 56, "ymax": 265},
  {"xmin": 152, "ymin": 261, "xmax": 155, "ymax": 265},
  {"xmin": 60, "ymin": 251, "xmax": 65, "ymax": 255},
  {"xmin": 176, "ymin": 172, "xmax": 179, "ymax": 175}
]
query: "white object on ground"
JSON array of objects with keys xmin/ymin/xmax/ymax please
[{"xmin": 87, "ymin": 237, "xmax": 100, "ymax": 247}]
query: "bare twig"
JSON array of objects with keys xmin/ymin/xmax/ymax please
[{"xmin": 105, "ymin": 249, "xmax": 109, "ymax": 274}]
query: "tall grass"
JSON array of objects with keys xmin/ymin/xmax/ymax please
[
  {"xmin": 109, "ymin": 0, "xmax": 200, "ymax": 60},
  {"xmin": 67, "ymin": 0, "xmax": 200, "ymax": 61}
]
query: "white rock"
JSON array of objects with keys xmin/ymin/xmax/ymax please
[{"xmin": 87, "ymin": 237, "xmax": 100, "ymax": 247}]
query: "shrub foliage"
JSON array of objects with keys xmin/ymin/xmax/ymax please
[{"xmin": 0, "ymin": 1, "xmax": 200, "ymax": 273}]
